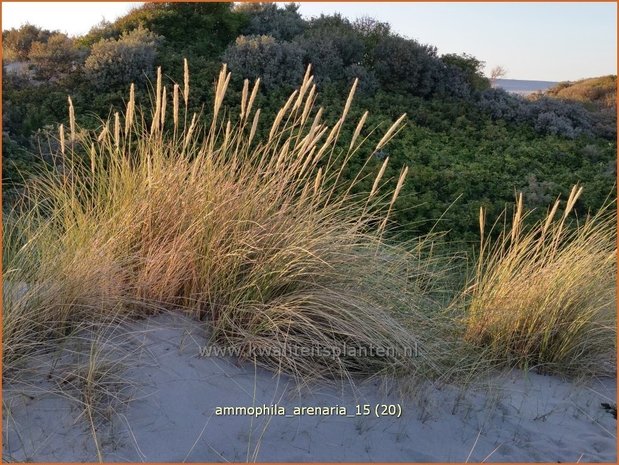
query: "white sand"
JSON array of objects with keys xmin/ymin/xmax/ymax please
[{"xmin": 3, "ymin": 312, "xmax": 616, "ymax": 462}]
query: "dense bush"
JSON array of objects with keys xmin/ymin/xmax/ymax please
[
  {"xmin": 295, "ymin": 35, "xmax": 347, "ymax": 84},
  {"xmin": 440, "ymin": 53, "xmax": 490, "ymax": 92},
  {"xmin": 237, "ymin": 2, "xmax": 305, "ymax": 41},
  {"xmin": 477, "ymin": 88, "xmax": 529, "ymax": 121},
  {"xmin": 2, "ymin": 24, "xmax": 52, "ymax": 61},
  {"xmin": 85, "ymin": 26, "xmax": 161, "ymax": 89},
  {"xmin": 373, "ymin": 36, "xmax": 442, "ymax": 97},
  {"xmin": 223, "ymin": 35, "xmax": 305, "ymax": 89},
  {"xmin": 303, "ymin": 14, "xmax": 366, "ymax": 67},
  {"xmin": 28, "ymin": 33, "xmax": 83, "ymax": 80},
  {"xmin": 476, "ymin": 88, "xmax": 604, "ymax": 139},
  {"xmin": 344, "ymin": 63, "xmax": 379, "ymax": 94}
]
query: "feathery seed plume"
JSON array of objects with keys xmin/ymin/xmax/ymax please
[
  {"xmin": 59, "ymin": 124, "xmax": 65, "ymax": 155},
  {"xmin": 125, "ymin": 83, "xmax": 135, "ymax": 135},
  {"xmin": 240, "ymin": 79, "xmax": 249, "ymax": 121},
  {"xmin": 183, "ymin": 58, "xmax": 189, "ymax": 107},
  {"xmin": 183, "ymin": 113, "xmax": 197, "ymax": 150},
  {"xmin": 90, "ymin": 143, "xmax": 96, "ymax": 176},
  {"xmin": 248, "ymin": 108, "xmax": 261, "ymax": 147},
  {"xmin": 67, "ymin": 96, "xmax": 75, "ymax": 142},
  {"xmin": 173, "ymin": 83, "xmax": 180, "ymax": 129},
  {"xmin": 369, "ymin": 156, "xmax": 389, "ymax": 199},
  {"xmin": 349, "ymin": 111, "xmax": 369, "ymax": 150},
  {"xmin": 114, "ymin": 112, "xmax": 120, "ymax": 148},
  {"xmin": 160, "ymin": 86, "xmax": 167, "ymax": 127},
  {"xmin": 375, "ymin": 113, "xmax": 406, "ymax": 152}
]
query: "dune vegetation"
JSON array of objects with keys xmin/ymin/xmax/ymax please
[
  {"xmin": 463, "ymin": 187, "xmax": 616, "ymax": 377},
  {"xmin": 3, "ymin": 3, "xmax": 616, "ymax": 242},
  {"xmin": 3, "ymin": 61, "xmax": 616, "ymax": 389},
  {"xmin": 3, "ymin": 64, "xmax": 466, "ymax": 384},
  {"xmin": 544, "ymin": 75, "xmax": 617, "ymax": 110},
  {"xmin": 2, "ymin": 7, "xmax": 616, "ymax": 462}
]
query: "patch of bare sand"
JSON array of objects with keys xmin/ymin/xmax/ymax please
[{"xmin": 3, "ymin": 312, "xmax": 616, "ymax": 462}]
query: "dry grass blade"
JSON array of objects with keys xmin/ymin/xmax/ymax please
[{"xmin": 379, "ymin": 166, "xmax": 409, "ymax": 235}]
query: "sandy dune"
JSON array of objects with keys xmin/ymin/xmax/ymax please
[{"xmin": 3, "ymin": 313, "xmax": 616, "ymax": 462}]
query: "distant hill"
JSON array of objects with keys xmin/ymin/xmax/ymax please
[
  {"xmin": 544, "ymin": 75, "xmax": 616, "ymax": 109},
  {"xmin": 493, "ymin": 79, "xmax": 558, "ymax": 95}
]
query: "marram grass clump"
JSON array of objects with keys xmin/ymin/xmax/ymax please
[
  {"xmin": 463, "ymin": 187, "xmax": 616, "ymax": 377},
  {"xmin": 3, "ymin": 63, "xmax": 465, "ymax": 383}
]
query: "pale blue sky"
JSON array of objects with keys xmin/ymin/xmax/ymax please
[{"xmin": 1, "ymin": 2, "xmax": 616, "ymax": 81}]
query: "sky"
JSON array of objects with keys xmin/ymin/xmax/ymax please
[{"xmin": 1, "ymin": 2, "xmax": 616, "ymax": 81}]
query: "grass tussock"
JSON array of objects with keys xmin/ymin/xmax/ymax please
[
  {"xmin": 463, "ymin": 186, "xmax": 616, "ymax": 376},
  {"xmin": 3, "ymin": 63, "xmax": 463, "ymax": 383}
]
